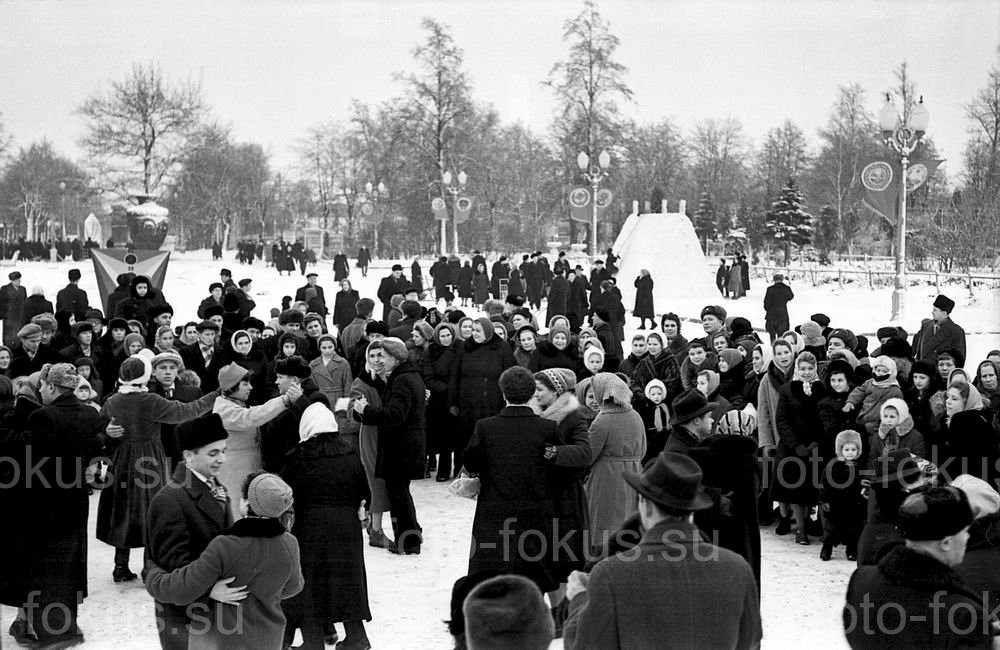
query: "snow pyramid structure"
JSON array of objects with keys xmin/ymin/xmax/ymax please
[{"xmin": 613, "ymin": 199, "xmax": 719, "ymax": 310}]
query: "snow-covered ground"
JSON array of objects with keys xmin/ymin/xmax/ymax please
[{"xmin": 0, "ymin": 249, "xmax": 996, "ymax": 649}]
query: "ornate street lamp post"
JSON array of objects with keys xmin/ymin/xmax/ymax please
[
  {"xmin": 363, "ymin": 181, "xmax": 387, "ymax": 257},
  {"xmin": 577, "ymin": 150, "xmax": 611, "ymax": 258},
  {"xmin": 442, "ymin": 170, "xmax": 467, "ymax": 254},
  {"xmin": 879, "ymin": 94, "xmax": 930, "ymax": 322}
]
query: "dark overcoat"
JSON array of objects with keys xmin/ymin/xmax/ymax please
[
  {"xmin": 359, "ymin": 360, "xmax": 426, "ymax": 480},
  {"xmin": 332, "ymin": 289, "xmax": 360, "ymax": 332},
  {"xmin": 763, "ymin": 281, "xmax": 794, "ymax": 336},
  {"xmin": 772, "ymin": 379, "xmax": 826, "ymax": 505},
  {"xmin": 563, "ymin": 520, "xmax": 761, "ymax": 650},
  {"xmin": 633, "ymin": 274, "xmax": 654, "ymax": 319},
  {"xmin": 448, "ymin": 335, "xmax": 516, "ymax": 452},
  {"xmin": 420, "ymin": 340, "xmax": 457, "ymax": 455},
  {"xmin": 280, "ymin": 434, "xmax": 372, "ymax": 627},
  {"xmin": 911, "ymin": 316, "xmax": 967, "ymax": 366},
  {"xmin": 463, "ymin": 406, "xmax": 560, "ymax": 592}
]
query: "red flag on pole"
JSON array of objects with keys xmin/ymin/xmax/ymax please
[
  {"xmin": 569, "ymin": 186, "xmax": 592, "ymax": 223},
  {"xmin": 431, "ymin": 197, "xmax": 449, "ymax": 221},
  {"xmin": 91, "ymin": 249, "xmax": 170, "ymax": 315},
  {"xmin": 454, "ymin": 196, "xmax": 474, "ymax": 224}
]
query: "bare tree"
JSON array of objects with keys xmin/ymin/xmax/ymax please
[
  {"xmin": 964, "ymin": 66, "xmax": 1000, "ymax": 199},
  {"xmin": 78, "ymin": 62, "xmax": 206, "ymax": 197},
  {"xmin": 688, "ymin": 116, "xmax": 749, "ymax": 235}
]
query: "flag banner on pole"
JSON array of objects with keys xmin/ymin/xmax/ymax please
[
  {"xmin": 454, "ymin": 196, "xmax": 475, "ymax": 224},
  {"xmin": 861, "ymin": 159, "xmax": 900, "ymax": 225},
  {"xmin": 431, "ymin": 197, "xmax": 449, "ymax": 221},
  {"xmin": 595, "ymin": 188, "xmax": 614, "ymax": 219},
  {"xmin": 360, "ymin": 201, "xmax": 386, "ymax": 226},
  {"xmin": 569, "ymin": 186, "xmax": 592, "ymax": 223},
  {"xmin": 91, "ymin": 249, "xmax": 170, "ymax": 315},
  {"xmin": 862, "ymin": 157, "xmax": 944, "ymax": 226}
]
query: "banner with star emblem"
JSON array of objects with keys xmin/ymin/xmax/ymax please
[
  {"xmin": 431, "ymin": 197, "xmax": 449, "ymax": 221},
  {"xmin": 861, "ymin": 157, "xmax": 943, "ymax": 226},
  {"xmin": 569, "ymin": 186, "xmax": 614, "ymax": 223},
  {"xmin": 454, "ymin": 196, "xmax": 475, "ymax": 224}
]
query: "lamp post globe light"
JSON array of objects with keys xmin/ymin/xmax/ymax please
[
  {"xmin": 442, "ymin": 170, "xmax": 468, "ymax": 255},
  {"xmin": 879, "ymin": 94, "xmax": 930, "ymax": 322},
  {"xmin": 577, "ymin": 150, "xmax": 611, "ymax": 260}
]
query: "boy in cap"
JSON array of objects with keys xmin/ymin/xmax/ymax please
[
  {"xmin": 145, "ymin": 413, "xmax": 235, "ymax": 650},
  {"xmin": 10, "ymin": 322, "xmax": 61, "ymax": 378},
  {"xmin": 912, "ymin": 294, "xmax": 967, "ymax": 367},
  {"xmin": 463, "ymin": 574, "xmax": 554, "ymax": 650},
  {"xmin": 149, "ymin": 350, "xmax": 204, "ymax": 466}
]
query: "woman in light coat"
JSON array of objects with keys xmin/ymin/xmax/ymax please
[
  {"xmin": 584, "ymin": 372, "xmax": 646, "ymax": 551},
  {"xmin": 213, "ymin": 363, "xmax": 299, "ymax": 518},
  {"xmin": 309, "ymin": 333, "xmax": 353, "ymax": 439}
]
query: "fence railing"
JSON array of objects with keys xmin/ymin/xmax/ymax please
[{"xmin": 711, "ymin": 263, "xmax": 1000, "ymax": 292}]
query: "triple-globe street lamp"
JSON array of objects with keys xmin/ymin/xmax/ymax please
[{"xmin": 577, "ymin": 150, "xmax": 611, "ymax": 259}]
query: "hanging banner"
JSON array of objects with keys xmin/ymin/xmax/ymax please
[
  {"xmin": 569, "ymin": 186, "xmax": 592, "ymax": 223},
  {"xmin": 431, "ymin": 197, "xmax": 449, "ymax": 221},
  {"xmin": 359, "ymin": 201, "xmax": 386, "ymax": 226},
  {"xmin": 862, "ymin": 157, "xmax": 944, "ymax": 226},
  {"xmin": 91, "ymin": 248, "xmax": 170, "ymax": 315},
  {"xmin": 596, "ymin": 188, "xmax": 614, "ymax": 218},
  {"xmin": 454, "ymin": 196, "xmax": 475, "ymax": 224}
]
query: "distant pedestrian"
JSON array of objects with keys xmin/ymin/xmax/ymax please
[
  {"xmin": 763, "ymin": 273, "xmax": 794, "ymax": 343},
  {"xmin": 632, "ymin": 269, "xmax": 654, "ymax": 330}
]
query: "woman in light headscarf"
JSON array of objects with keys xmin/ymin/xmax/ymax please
[
  {"xmin": 280, "ymin": 402, "xmax": 372, "ymax": 650},
  {"xmin": 583, "ymin": 372, "xmax": 645, "ymax": 551}
]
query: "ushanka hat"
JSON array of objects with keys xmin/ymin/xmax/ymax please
[
  {"xmin": 623, "ymin": 452, "xmax": 713, "ymax": 511},
  {"xmin": 40, "ymin": 363, "xmax": 79, "ymax": 390},
  {"xmin": 177, "ymin": 413, "xmax": 228, "ymax": 451},
  {"xmin": 274, "ymin": 355, "xmax": 311, "ymax": 379},
  {"xmin": 933, "ymin": 294, "xmax": 956, "ymax": 313}
]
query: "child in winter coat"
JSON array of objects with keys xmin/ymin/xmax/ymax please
[
  {"xmin": 843, "ymin": 356, "xmax": 905, "ymax": 435},
  {"xmin": 819, "ymin": 430, "xmax": 866, "ymax": 562},
  {"xmin": 680, "ymin": 339, "xmax": 718, "ymax": 390},
  {"xmin": 636, "ymin": 378, "xmax": 671, "ymax": 464},
  {"xmin": 906, "ymin": 359, "xmax": 944, "ymax": 439},
  {"xmin": 868, "ymin": 397, "xmax": 927, "ymax": 466},
  {"xmin": 716, "ymin": 348, "xmax": 746, "ymax": 408}
]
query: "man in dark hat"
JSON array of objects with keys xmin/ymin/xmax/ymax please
[
  {"xmin": 563, "ymin": 452, "xmax": 761, "ymax": 649},
  {"xmin": 295, "ymin": 272, "xmax": 326, "ymax": 311},
  {"xmin": 234, "ymin": 278, "xmax": 256, "ymax": 319},
  {"xmin": 261, "ymin": 356, "xmax": 319, "ymax": 471},
  {"xmin": 763, "ymin": 273, "xmax": 794, "ymax": 343},
  {"xmin": 843, "ymin": 486, "xmax": 995, "ymax": 648},
  {"xmin": 219, "ymin": 268, "xmax": 236, "ymax": 292},
  {"xmin": 10, "ymin": 323, "xmax": 61, "ymax": 378},
  {"xmin": 0, "ymin": 270, "xmax": 26, "ymax": 347},
  {"xmin": 145, "ymin": 414, "xmax": 236, "ymax": 650},
  {"xmin": 911, "ymin": 294, "xmax": 967, "ymax": 367},
  {"xmin": 376, "ymin": 264, "xmax": 408, "ymax": 323},
  {"xmin": 663, "ymin": 389, "xmax": 717, "ymax": 455},
  {"xmin": 197, "ymin": 283, "xmax": 225, "ymax": 320},
  {"xmin": 56, "ymin": 268, "xmax": 90, "ymax": 323},
  {"xmin": 180, "ymin": 321, "xmax": 225, "ymax": 392}
]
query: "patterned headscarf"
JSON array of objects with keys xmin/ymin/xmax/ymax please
[{"xmin": 590, "ymin": 372, "xmax": 632, "ymax": 410}]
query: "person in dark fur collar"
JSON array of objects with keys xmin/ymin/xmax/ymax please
[{"xmin": 843, "ymin": 486, "xmax": 999, "ymax": 649}]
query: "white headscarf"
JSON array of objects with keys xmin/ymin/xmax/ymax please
[{"xmin": 298, "ymin": 401, "xmax": 337, "ymax": 443}]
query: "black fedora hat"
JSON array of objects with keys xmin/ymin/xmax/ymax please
[
  {"xmin": 623, "ymin": 452, "xmax": 713, "ymax": 512},
  {"xmin": 669, "ymin": 389, "xmax": 717, "ymax": 427}
]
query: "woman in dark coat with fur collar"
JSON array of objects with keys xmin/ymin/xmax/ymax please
[{"xmin": 448, "ymin": 318, "xmax": 515, "ymax": 472}]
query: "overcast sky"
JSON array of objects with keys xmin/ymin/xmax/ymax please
[{"xmin": 2, "ymin": 0, "xmax": 998, "ymax": 182}]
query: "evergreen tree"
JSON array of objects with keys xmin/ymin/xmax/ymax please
[
  {"xmin": 765, "ymin": 177, "xmax": 814, "ymax": 264},
  {"xmin": 693, "ymin": 190, "xmax": 716, "ymax": 246}
]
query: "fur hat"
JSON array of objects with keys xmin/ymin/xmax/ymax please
[
  {"xmin": 40, "ymin": 363, "xmax": 79, "ymax": 390},
  {"xmin": 177, "ymin": 413, "xmax": 228, "ymax": 451},
  {"xmin": 274, "ymin": 356, "xmax": 311, "ymax": 379},
  {"xmin": 203, "ymin": 304, "xmax": 224, "ymax": 319},
  {"xmin": 700, "ymin": 305, "xmax": 727, "ymax": 321},
  {"xmin": 898, "ymin": 487, "xmax": 972, "ymax": 541},
  {"xmin": 800, "ymin": 321, "xmax": 825, "ymax": 347},
  {"xmin": 380, "ymin": 337, "xmax": 409, "ymax": 362},
  {"xmin": 835, "ymin": 430, "xmax": 863, "ymax": 459},
  {"xmin": 729, "ymin": 317, "xmax": 753, "ymax": 337},
  {"xmin": 911, "ymin": 359, "xmax": 937, "ymax": 380},
  {"xmin": 827, "ymin": 328, "xmax": 858, "ymax": 352},
  {"xmin": 933, "ymin": 294, "xmax": 956, "ymax": 313},
  {"xmin": 246, "ymin": 473, "xmax": 294, "ymax": 518},
  {"xmin": 412, "ymin": 320, "xmax": 434, "ymax": 344},
  {"xmin": 880, "ymin": 337, "xmax": 913, "ymax": 359},
  {"xmin": 462, "ymin": 575, "xmax": 554, "ymax": 650},
  {"xmin": 195, "ymin": 319, "xmax": 219, "ymax": 332},
  {"xmin": 148, "ymin": 303, "xmax": 174, "ymax": 320},
  {"xmin": 278, "ymin": 309, "xmax": 304, "ymax": 325},
  {"xmin": 365, "ymin": 320, "xmax": 388, "ymax": 337}
]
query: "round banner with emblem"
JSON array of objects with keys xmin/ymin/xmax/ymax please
[
  {"xmin": 569, "ymin": 187, "xmax": 591, "ymax": 208},
  {"xmin": 431, "ymin": 197, "xmax": 448, "ymax": 221},
  {"xmin": 861, "ymin": 161, "xmax": 894, "ymax": 192},
  {"xmin": 905, "ymin": 163, "xmax": 929, "ymax": 192}
]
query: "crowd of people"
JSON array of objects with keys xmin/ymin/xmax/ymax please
[{"xmin": 0, "ymin": 245, "xmax": 997, "ymax": 649}]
